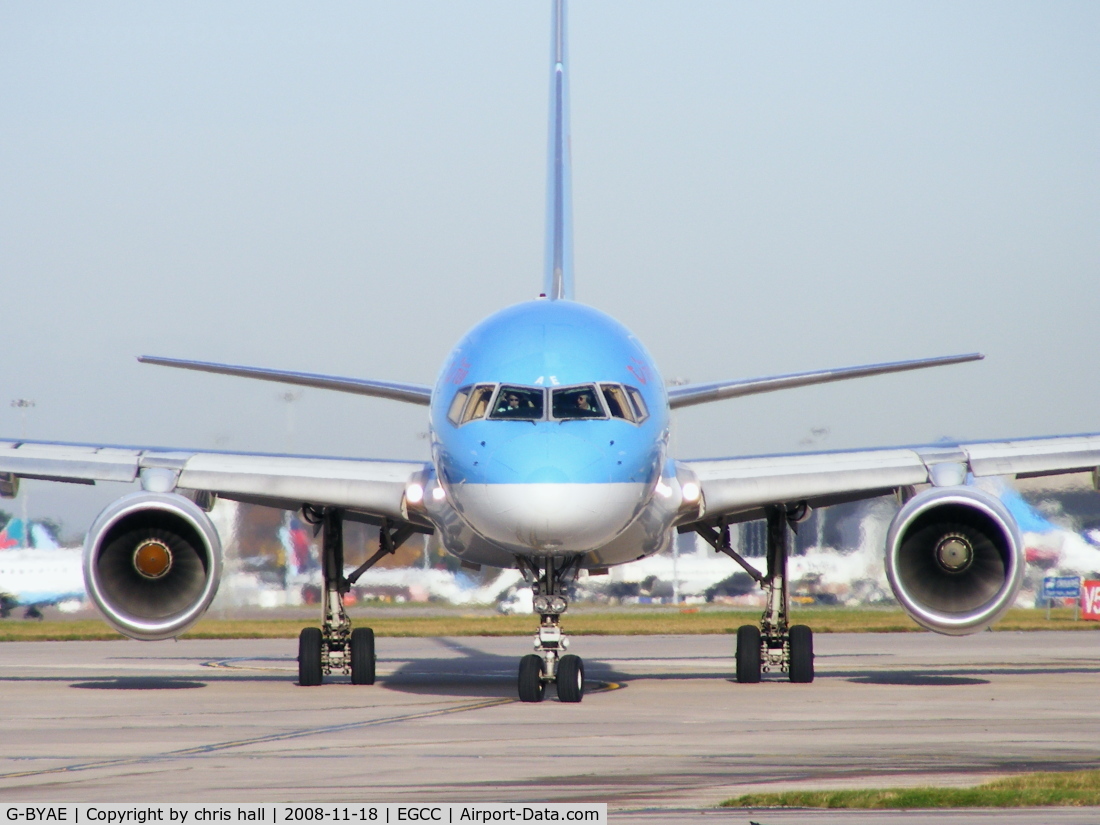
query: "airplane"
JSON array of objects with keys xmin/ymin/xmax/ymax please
[
  {"xmin": 984, "ymin": 477, "xmax": 1100, "ymax": 577},
  {"xmin": 0, "ymin": 519, "xmax": 85, "ymax": 618},
  {"xmin": 4, "ymin": 0, "xmax": 1100, "ymax": 702}
]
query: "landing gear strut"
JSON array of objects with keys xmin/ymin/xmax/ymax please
[
  {"xmin": 516, "ymin": 556, "xmax": 585, "ymax": 703},
  {"xmin": 297, "ymin": 507, "xmax": 417, "ymax": 686},
  {"xmin": 693, "ymin": 504, "xmax": 814, "ymax": 684}
]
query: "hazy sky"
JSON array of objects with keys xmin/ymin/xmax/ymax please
[{"xmin": 2, "ymin": 2, "xmax": 1099, "ymax": 529}]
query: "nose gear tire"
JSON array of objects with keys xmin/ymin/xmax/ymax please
[
  {"xmin": 556, "ymin": 654, "xmax": 584, "ymax": 703},
  {"xmin": 518, "ymin": 654, "xmax": 546, "ymax": 702},
  {"xmin": 298, "ymin": 627, "xmax": 323, "ymax": 686},
  {"xmin": 735, "ymin": 625, "xmax": 761, "ymax": 684}
]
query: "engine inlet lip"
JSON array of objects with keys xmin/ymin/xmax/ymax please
[
  {"xmin": 83, "ymin": 491, "xmax": 223, "ymax": 641},
  {"xmin": 885, "ymin": 486, "xmax": 1023, "ymax": 636}
]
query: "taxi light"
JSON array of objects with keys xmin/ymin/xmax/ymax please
[
  {"xmin": 432, "ymin": 485, "xmax": 446, "ymax": 501},
  {"xmin": 655, "ymin": 480, "xmax": 672, "ymax": 499},
  {"xmin": 405, "ymin": 483, "xmax": 424, "ymax": 505}
]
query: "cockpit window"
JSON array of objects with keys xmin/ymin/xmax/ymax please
[
  {"xmin": 465, "ymin": 385, "xmax": 495, "ymax": 422},
  {"xmin": 626, "ymin": 386, "xmax": 649, "ymax": 422},
  {"xmin": 552, "ymin": 385, "xmax": 606, "ymax": 420},
  {"xmin": 447, "ymin": 387, "xmax": 471, "ymax": 425},
  {"xmin": 489, "ymin": 386, "xmax": 545, "ymax": 420},
  {"xmin": 600, "ymin": 384, "xmax": 636, "ymax": 422},
  {"xmin": 452, "ymin": 381, "xmax": 647, "ymax": 426},
  {"xmin": 448, "ymin": 384, "xmax": 496, "ymax": 425}
]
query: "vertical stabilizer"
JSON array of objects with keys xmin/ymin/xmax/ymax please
[{"xmin": 543, "ymin": 0, "xmax": 574, "ymax": 301}]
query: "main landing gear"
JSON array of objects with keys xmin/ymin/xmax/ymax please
[
  {"xmin": 516, "ymin": 556, "xmax": 585, "ymax": 703},
  {"xmin": 297, "ymin": 506, "xmax": 418, "ymax": 687},
  {"xmin": 692, "ymin": 504, "xmax": 814, "ymax": 684}
]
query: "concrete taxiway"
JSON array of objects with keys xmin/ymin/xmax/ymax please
[{"xmin": 0, "ymin": 630, "xmax": 1097, "ymax": 823}]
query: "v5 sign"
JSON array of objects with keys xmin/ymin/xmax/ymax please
[{"xmin": 1082, "ymin": 580, "xmax": 1100, "ymax": 621}]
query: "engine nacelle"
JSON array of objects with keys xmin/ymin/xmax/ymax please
[
  {"xmin": 885, "ymin": 486, "xmax": 1023, "ymax": 635},
  {"xmin": 83, "ymin": 491, "xmax": 222, "ymax": 641}
]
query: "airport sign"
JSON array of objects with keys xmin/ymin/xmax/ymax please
[
  {"xmin": 1081, "ymin": 580, "xmax": 1100, "ymax": 621},
  {"xmin": 1042, "ymin": 576, "xmax": 1081, "ymax": 600}
]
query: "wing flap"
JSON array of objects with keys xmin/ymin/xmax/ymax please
[
  {"xmin": 178, "ymin": 453, "xmax": 423, "ymax": 516},
  {"xmin": 966, "ymin": 435, "xmax": 1100, "ymax": 478},
  {"xmin": 0, "ymin": 441, "xmax": 141, "ymax": 483},
  {"xmin": 688, "ymin": 449, "xmax": 928, "ymax": 516},
  {"xmin": 0, "ymin": 439, "xmax": 426, "ymax": 520},
  {"xmin": 688, "ymin": 432, "xmax": 1100, "ymax": 521}
]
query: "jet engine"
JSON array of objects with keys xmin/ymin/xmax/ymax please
[
  {"xmin": 885, "ymin": 486, "xmax": 1023, "ymax": 635},
  {"xmin": 83, "ymin": 491, "xmax": 222, "ymax": 641}
]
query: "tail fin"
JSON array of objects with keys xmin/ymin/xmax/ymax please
[{"xmin": 543, "ymin": 0, "xmax": 574, "ymax": 301}]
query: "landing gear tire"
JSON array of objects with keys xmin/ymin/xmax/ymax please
[
  {"xmin": 298, "ymin": 627, "xmax": 323, "ymax": 686},
  {"xmin": 518, "ymin": 654, "xmax": 545, "ymax": 703},
  {"xmin": 788, "ymin": 624, "xmax": 814, "ymax": 683},
  {"xmin": 350, "ymin": 627, "xmax": 376, "ymax": 685},
  {"xmin": 556, "ymin": 654, "xmax": 584, "ymax": 703},
  {"xmin": 735, "ymin": 625, "xmax": 761, "ymax": 684}
]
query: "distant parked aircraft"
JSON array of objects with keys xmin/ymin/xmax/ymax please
[{"xmin": 0, "ymin": 544, "xmax": 84, "ymax": 617}]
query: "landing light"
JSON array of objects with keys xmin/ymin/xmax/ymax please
[
  {"xmin": 681, "ymin": 481, "xmax": 701, "ymax": 503},
  {"xmin": 405, "ymin": 483, "xmax": 424, "ymax": 505}
]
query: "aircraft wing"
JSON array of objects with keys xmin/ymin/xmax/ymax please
[
  {"xmin": 668, "ymin": 353, "xmax": 983, "ymax": 409},
  {"xmin": 683, "ymin": 433, "xmax": 1100, "ymax": 524},
  {"xmin": 0, "ymin": 439, "xmax": 428, "ymax": 521},
  {"xmin": 138, "ymin": 356, "xmax": 433, "ymax": 405}
]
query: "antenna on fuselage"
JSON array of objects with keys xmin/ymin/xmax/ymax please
[{"xmin": 543, "ymin": 0, "xmax": 574, "ymax": 301}]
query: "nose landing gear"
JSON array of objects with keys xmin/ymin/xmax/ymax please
[{"xmin": 517, "ymin": 556, "xmax": 585, "ymax": 703}]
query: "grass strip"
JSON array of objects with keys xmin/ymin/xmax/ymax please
[
  {"xmin": 723, "ymin": 770, "xmax": 1100, "ymax": 809},
  {"xmin": 0, "ymin": 606, "xmax": 1094, "ymax": 641}
]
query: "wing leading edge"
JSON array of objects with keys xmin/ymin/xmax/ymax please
[
  {"xmin": 668, "ymin": 353, "xmax": 983, "ymax": 409},
  {"xmin": 0, "ymin": 439, "xmax": 427, "ymax": 522},
  {"xmin": 138, "ymin": 356, "xmax": 432, "ymax": 406},
  {"xmin": 683, "ymin": 432, "xmax": 1100, "ymax": 525}
]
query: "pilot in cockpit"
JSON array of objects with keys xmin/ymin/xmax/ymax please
[{"xmin": 495, "ymin": 392, "xmax": 532, "ymax": 418}]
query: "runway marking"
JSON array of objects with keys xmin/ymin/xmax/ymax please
[
  {"xmin": 0, "ymin": 678, "xmax": 622, "ymax": 783},
  {"xmin": 0, "ymin": 696, "xmax": 513, "ymax": 781},
  {"xmin": 201, "ymin": 657, "xmax": 623, "ymax": 693},
  {"xmin": 599, "ymin": 658, "xmax": 730, "ymax": 669},
  {"xmin": 202, "ymin": 657, "xmax": 294, "ymax": 672}
]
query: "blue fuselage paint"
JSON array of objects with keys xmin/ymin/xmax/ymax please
[{"xmin": 424, "ymin": 300, "xmax": 674, "ymax": 563}]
